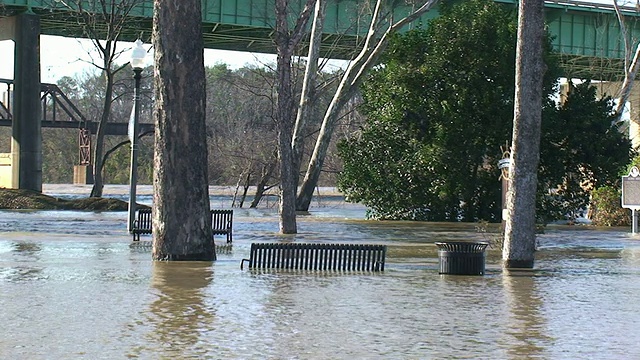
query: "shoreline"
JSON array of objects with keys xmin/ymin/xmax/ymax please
[{"xmin": 42, "ymin": 184, "xmax": 344, "ymax": 197}]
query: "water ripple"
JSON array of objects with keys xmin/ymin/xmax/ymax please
[{"xmin": 1, "ymin": 210, "xmax": 640, "ymax": 359}]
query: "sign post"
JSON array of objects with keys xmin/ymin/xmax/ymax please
[
  {"xmin": 621, "ymin": 166, "xmax": 640, "ymax": 234},
  {"xmin": 498, "ymin": 142, "xmax": 511, "ymax": 226}
]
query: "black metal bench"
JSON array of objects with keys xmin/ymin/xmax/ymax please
[
  {"xmin": 131, "ymin": 208, "xmax": 233, "ymax": 243},
  {"xmin": 131, "ymin": 208, "xmax": 152, "ymax": 241},
  {"xmin": 241, "ymin": 243, "xmax": 386, "ymax": 271},
  {"xmin": 211, "ymin": 209, "xmax": 233, "ymax": 243}
]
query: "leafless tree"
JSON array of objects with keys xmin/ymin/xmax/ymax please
[
  {"xmin": 295, "ymin": 0, "xmax": 440, "ymax": 211},
  {"xmin": 292, "ymin": 0, "xmax": 328, "ymax": 187},
  {"xmin": 46, "ymin": 0, "xmax": 147, "ymax": 197},
  {"xmin": 612, "ymin": 0, "xmax": 640, "ymax": 149},
  {"xmin": 273, "ymin": 0, "xmax": 317, "ymax": 234},
  {"xmin": 204, "ymin": 65, "xmax": 279, "ymax": 208}
]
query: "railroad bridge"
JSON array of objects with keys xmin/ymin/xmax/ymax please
[
  {"xmin": 0, "ymin": 78, "xmax": 154, "ymax": 186},
  {"xmin": 1, "ymin": 0, "xmax": 639, "ymax": 191}
]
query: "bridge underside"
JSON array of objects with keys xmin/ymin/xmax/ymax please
[
  {"xmin": 556, "ymin": 54, "xmax": 627, "ymax": 81},
  {"xmin": 0, "ymin": 3, "xmax": 364, "ymax": 60}
]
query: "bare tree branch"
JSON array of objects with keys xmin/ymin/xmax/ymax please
[{"xmin": 613, "ymin": 0, "xmax": 640, "ymax": 128}]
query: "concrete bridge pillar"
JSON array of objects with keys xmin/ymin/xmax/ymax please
[{"xmin": 0, "ymin": 13, "xmax": 42, "ymax": 191}]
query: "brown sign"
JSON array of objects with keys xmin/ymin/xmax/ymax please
[{"xmin": 622, "ymin": 166, "xmax": 640, "ymax": 209}]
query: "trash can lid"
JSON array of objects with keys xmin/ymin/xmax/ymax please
[{"xmin": 435, "ymin": 241, "xmax": 489, "ymax": 252}]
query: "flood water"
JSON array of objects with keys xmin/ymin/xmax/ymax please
[{"xmin": 1, "ymin": 186, "xmax": 640, "ymax": 359}]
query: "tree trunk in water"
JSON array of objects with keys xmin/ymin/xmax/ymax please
[
  {"xmin": 90, "ymin": 127, "xmax": 105, "ymax": 197},
  {"xmin": 232, "ymin": 170, "xmax": 250, "ymax": 208},
  {"xmin": 250, "ymin": 157, "xmax": 277, "ymax": 208},
  {"xmin": 152, "ymin": 0, "xmax": 215, "ymax": 261},
  {"xmin": 273, "ymin": 0, "xmax": 316, "ymax": 234},
  {"xmin": 250, "ymin": 185, "xmax": 268, "ymax": 209},
  {"xmin": 502, "ymin": 0, "xmax": 545, "ymax": 269},
  {"xmin": 276, "ymin": 50, "xmax": 298, "ymax": 234},
  {"xmin": 90, "ymin": 70, "xmax": 115, "ymax": 198},
  {"xmin": 239, "ymin": 171, "xmax": 251, "ymax": 208}
]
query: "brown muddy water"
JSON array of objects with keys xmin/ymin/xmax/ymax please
[{"xmin": 1, "ymin": 186, "xmax": 640, "ymax": 359}]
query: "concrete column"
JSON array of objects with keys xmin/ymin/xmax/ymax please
[
  {"xmin": 73, "ymin": 165, "xmax": 94, "ymax": 184},
  {"xmin": 12, "ymin": 13, "xmax": 42, "ymax": 192}
]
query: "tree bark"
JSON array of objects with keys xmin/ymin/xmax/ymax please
[
  {"xmin": 502, "ymin": 0, "xmax": 545, "ymax": 269},
  {"xmin": 275, "ymin": 50, "xmax": 298, "ymax": 233},
  {"xmin": 90, "ymin": 68, "xmax": 114, "ymax": 198},
  {"xmin": 274, "ymin": 0, "xmax": 316, "ymax": 234},
  {"xmin": 232, "ymin": 170, "xmax": 250, "ymax": 208},
  {"xmin": 251, "ymin": 154, "xmax": 277, "ymax": 208},
  {"xmin": 152, "ymin": 0, "xmax": 215, "ymax": 261}
]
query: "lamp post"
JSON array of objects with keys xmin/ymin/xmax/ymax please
[{"xmin": 127, "ymin": 39, "xmax": 146, "ymax": 233}]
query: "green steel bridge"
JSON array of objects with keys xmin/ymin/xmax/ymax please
[{"xmin": 2, "ymin": 0, "xmax": 640, "ymax": 79}]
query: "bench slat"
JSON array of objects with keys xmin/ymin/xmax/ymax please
[{"xmin": 241, "ymin": 243, "xmax": 386, "ymax": 271}]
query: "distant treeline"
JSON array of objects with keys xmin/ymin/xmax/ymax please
[{"xmin": 0, "ymin": 63, "xmax": 362, "ymax": 188}]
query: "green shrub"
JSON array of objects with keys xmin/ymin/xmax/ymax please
[{"xmin": 590, "ymin": 186, "xmax": 630, "ymax": 226}]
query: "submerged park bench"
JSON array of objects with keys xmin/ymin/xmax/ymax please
[
  {"xmin": 131, "ymin": 208, "xmax": 233, "ymax": 243},
  {"xmin": 241, "ymin": 243, "xmax": 387, "ymax": 271},
  {"xmin": 131, "ymin": 208, "xmax": 152, "ymax": 241}
]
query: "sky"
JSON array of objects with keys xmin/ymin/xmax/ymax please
[{"xmin": 0, "ymin": 35, "xmax": 277, "ymax": 83}]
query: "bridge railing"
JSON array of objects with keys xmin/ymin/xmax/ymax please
[
  {"xmin": 40, "ymin": 82, "xmax": 88, "ymax": 127},
  {"xmin": 0, "ymin": 78, "xmax": 89, "ymax": 128}
]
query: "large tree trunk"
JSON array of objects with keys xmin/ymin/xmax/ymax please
[
  {"xmin": 275, "ymin": 50, "xmax": 298, "ymax": 234},
  {"xmin": 152, "ymin": 0, "xmax": 215, "ymax": 261},
  {"xmin": 502, "ymin": 0, "xmax": 545, "ymax": 269}
]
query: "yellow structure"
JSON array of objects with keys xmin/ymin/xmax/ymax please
[
  {"xmin": 73, "ymin": 165, "xmax": 93, "ymax": 185},
  {"xmin": 0, "ymin": 153, "xmax": 14, "ymax": 188}
]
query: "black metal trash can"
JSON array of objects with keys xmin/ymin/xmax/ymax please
[{"xmin": 435, "ymin": 242, "xmax": 488, "ymax": 275}]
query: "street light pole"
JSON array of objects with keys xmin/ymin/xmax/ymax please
[{"xmin": 127, "ymin": 40, "xmax": 146, "ymax": 233}]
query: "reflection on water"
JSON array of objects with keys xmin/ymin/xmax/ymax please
[
  {"xmin": 1, "ymin": 242, "xmax": 44, "ymax": 282},
  {"xmin": 129, "ymin": 262, "xmax": 214, "ymax": 358},
  {"xmin": 502, "ymin": 271, "xmax": 550, "ymax": 359},
  {"xmin": 1, "ymin": 205, "xmax": 640, "ymax": 359}
]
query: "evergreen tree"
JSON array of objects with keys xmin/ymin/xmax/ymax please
[{"xmin": 338, "ymin": 0, "xmax": 631, "ymax": 222}]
